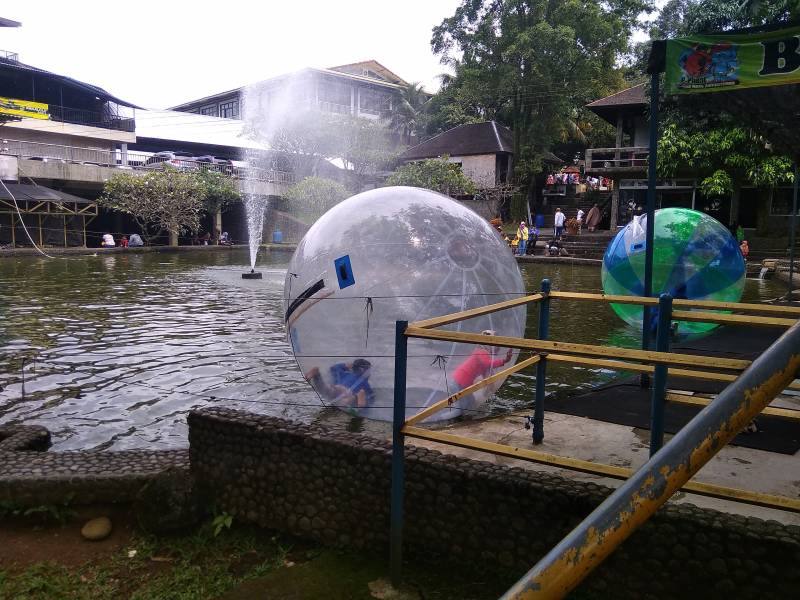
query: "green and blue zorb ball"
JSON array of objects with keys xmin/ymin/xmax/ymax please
[{"xmin": 601, "ymin": 207, "xmax": 745, "ymax": 335}]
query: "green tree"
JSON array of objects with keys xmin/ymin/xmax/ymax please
[
  {"xmin": 387, "ymin": 82, "xmax": 431, "ymax": 145},
  {"xmin": 197, "ymin": 169, "xmax": 241, "ymax": 239},
  {"xmin": 254, "ymin": 110, "xmax": 339, "ymax": 178},
  {"xmin": 284, "ymin": 177, "xmax": 349, "ymax": 223},
  {"xmin": 338, "ymin": 116, "xmax": 397, "ymax": 189},
  {"xmin": 430, "ymin": 0, "xmax": 649, "ymax": 192},
  {"xmin": 658, "ymin": 123, "xmax": 793, "ymax": 196},
  {"xmin": 386, "ymin": 157, "xmax": 476, "ymax": 196},
  {"xmin": 99, "ymin": 168, "xmax": 206, "ymax": 246},
  {"xmin": 250, "ymin": 110, "xmax": 395, "ymax": 191}
]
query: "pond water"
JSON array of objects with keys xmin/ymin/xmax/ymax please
[{"xmin": 0, "ymin": 250, "xmax": 785, "ymax": 450}]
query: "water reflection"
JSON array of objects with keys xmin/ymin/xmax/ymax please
[{"xmin": 0, "ymin": 251, "xmax": 785, "ymax": 450}]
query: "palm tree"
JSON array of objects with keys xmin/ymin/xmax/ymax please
[{"xmin": 387, "ymin": 82, "xmax": 431, "ymax": 146}]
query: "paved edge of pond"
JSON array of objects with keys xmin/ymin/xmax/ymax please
[
  {"xmin": 0, "ymin": 243, "xmax": 297, "ymax": 258},
  {"xmin": 516, "ymin": 255, "xmax": 602, "ymax": 266},
  {"xmin": 0, "ymin": 424, "xmax": 189, "ymax": 506}
]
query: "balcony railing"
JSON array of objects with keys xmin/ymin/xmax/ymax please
[
  {"xmin": 585, "ymin": 146, "xmax": 648, "ymax": 173},
  {"xmin": 318, "ymin": 101, "xmax": 352, "ymax": 115},
  {"xmin": 45, "ymin": 104, "xmax": 136, "ymax": 133},
  {"xmin": 0, "ymin": 139, "xmax": 294, "ymax": 185},
  {"xmin": 0, "ymin": 50, "xmax": 19, "ymax": 61}
]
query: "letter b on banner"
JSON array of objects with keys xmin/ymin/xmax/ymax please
[{"xmin": 760, "ymin": 37, "xmax": 800, "ymax": 76}]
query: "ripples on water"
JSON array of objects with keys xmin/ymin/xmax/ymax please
[{"xmin": 0, "ymin": 251, "xmax": 785, "ymax": 450}]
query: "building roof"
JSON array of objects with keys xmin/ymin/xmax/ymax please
[
  {"xmin": 0, "ymin": 183, "xmax": 93, "ymax": 204},
  {"xmin": 328, "ymin": 60, "xmax": 408, "ymax": 86},
  {"xmin": 0, "ymin": 57, "xmax": 138, "ymax": 108},
  {"xmin": 0, "ymin": 17, "xmax": 21, "ymax": 27},
  {"xmin": 585, "ymin": 83, "xmax": 646, "ymax": 125},
  {"xmin": 586, "ymin": 84, "xmax": 646, "ymax": 109},
  {"xmin": 169, "ymin": 63, "xmax": 405, "ymax": 111},
  {"xmin": 134, "ymin": 109, "xmax": 268, "ymax": 151},
  {"xmin": 399, "ymin": 121, "xmax": 514, "ymax": 161},
  {"xmin": 542, "ymin": 151, "xmax": 563, "ymax": 164}
]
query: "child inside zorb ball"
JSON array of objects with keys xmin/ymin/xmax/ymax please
[{"xmin": 284, "ymin": 186, "xmax": 527, "ymax": 422}]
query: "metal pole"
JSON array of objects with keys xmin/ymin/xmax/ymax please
[
  {"xmin": 642, "ymin": 71, "xmax": 660, "ymax": 353},
  {"xmin": 501, "ymin": 320, "xmax": 800, "ymax": 600},
  {"xmin": 649, "ymin": 293, "xmax": 672, "ymax": 456},
  {"xmin": 390, "ymin": 320, "xmax": 408, "ymax": 588},
  {"xmin": 533, "ymin": 279, "xmax": 551, "ymax": 444},
  {"xmin": 789, "ymin": 162, "xmax": 798, "ymax": 297}
]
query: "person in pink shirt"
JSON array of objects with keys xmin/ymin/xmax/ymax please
[{"xmin": 448, "ymin": 330, "xmax": 513, "ymax": 416}]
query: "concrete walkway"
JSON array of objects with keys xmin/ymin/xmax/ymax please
[{"xmin": 407, "ymin": 396, "xmax": 800, "ymax": 526}]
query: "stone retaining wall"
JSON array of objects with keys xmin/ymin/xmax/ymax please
[
  {"xmin": 0, "ymin": 425, "xmax": 188, "ymax": 507},
  {"xmin": 189, "ymin": 408, "xmax": 800, "ymax": 599}
]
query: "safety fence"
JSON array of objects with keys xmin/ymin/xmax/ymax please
[
  {"xmin": 388, "ymin": 281, "xmax": 800, "ymax": 597},
  {"xmin": 0, "ymin": 139, "xmax": 294, "ymax": 184}
]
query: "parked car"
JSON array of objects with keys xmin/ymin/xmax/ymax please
[
  {"xmin": 195, "ymin": 155, "xmax": 235, "ymax": 176},
  {"xmin": 143, "ymin": 151, "xmax": 199, "ymax": 171}
]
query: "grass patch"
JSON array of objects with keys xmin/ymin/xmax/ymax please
[
  {"xmin": 0, "ymin": 521, "xmax": 288, "ymax": 600},
  {"xmin": 0, "ymin": 518, "xmax": 569, "ymax": 600}
]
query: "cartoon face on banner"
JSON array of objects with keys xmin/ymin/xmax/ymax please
[
  {"xmin": 284, "ymin": 187, "xmax": 527, "ymax": 422},
  {"xmin": 601, "ymin": 207, "xmax": 745, "ymax": 336}
]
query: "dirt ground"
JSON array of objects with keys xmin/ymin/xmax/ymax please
[{"xmin": 0, "ymin": 505, "xmax": 136, "ymax": 570}]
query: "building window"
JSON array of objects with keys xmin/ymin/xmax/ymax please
[
  {"xmin": 219, "ymin": 100, "xmax": 239, "ymax": 119},
  {"xmin": 770, "ymin": 187, "xmax": 798, "ymax": 215},
  {"xmin": 359, "ymin": 88, "xmax": 391, "ymax": 115},
  {"xmin": 199, "ymin": 105, "xmax": 218, "ymax": 117},
  {"xmin": 318, "ymin": 81, "xmax": 352, "ymax": 113}
]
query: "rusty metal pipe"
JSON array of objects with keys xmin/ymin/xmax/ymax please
[{"xmin": 501, "ymin": 320, "xmax": 800, "ymax": 600}]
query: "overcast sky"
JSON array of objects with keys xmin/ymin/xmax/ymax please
[{"xmin": 1, "ymin": 1, "xmax": 463, "ymax": 109}]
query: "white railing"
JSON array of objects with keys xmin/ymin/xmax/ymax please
[
  {"xmin": 0, "ymin": 139, "xmax": 294, "ymax": 184},
  {"xmin": 585, "ymin": 147, "xmax": 648, "ymax": 172},
  {"xmin": 318, "ymin": 101, "xmax": 352, "ymax": 115}
]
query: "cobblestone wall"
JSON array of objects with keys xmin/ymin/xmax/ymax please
[
  {"xmin": 0, "ymin": 425, "xmax": 189, "ymax": 507},
  {"xmin": 189, "ymin": 408, "xmax": 800, "ymax": 599}
]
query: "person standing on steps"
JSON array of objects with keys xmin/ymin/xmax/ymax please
[
  {"xmin": 576, "ymin": 208, "xmax": 585, "ymax": 235},
  {"xmin": 554, "ymin": 208, "xmax": 565, "ymax": 239},
  {"xmin": 586, "ymin": 203, "xmax": 601, "ymax": 232},
  {"xmin": 516, "ymin": 221, "xmax": 529, "ymax": 256}
]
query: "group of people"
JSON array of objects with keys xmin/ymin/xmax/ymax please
[
  {"xmin": 584, "ymin": 176, "xmax": 611, "ymax": 190},
  {"xmin": 101, "ymin": 233, "xmax": 143, "ymax": 248},
  {"xmin": 304, "ymin": 330, "xmax": 515, "ymax": 418},
  {"xmin": 193, "ymin": 231, "xmax": 233, "ymax": 246},
  {"xmin": 545, "ymin": 172, "xmax": 611, "ymax": 190},
  {"xmin": 99, "ymin": 231, "xmax": 233, "ymax": 248},
  {"xmin": 492, "ymin": 204, "xmax": 602, "ymax": 257},
  {"xmin": 553, "ymin": 204, "xmax": 602, "ymax": 237},
  {"xmin": 546, "ymin": 172, "xmax": 580, "ymax": 185},
  {"xmin": 512, "ymin": 221, "xmax": 539, "ymax": 255}
]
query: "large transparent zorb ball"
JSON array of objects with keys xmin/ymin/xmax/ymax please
[
  {"xmin": 602, "ymin": 207, "xmax": 745, "ymax": 335},
  {"xmin": 284, "ymin": 186, "xmax": 526, "ymax": 422}
]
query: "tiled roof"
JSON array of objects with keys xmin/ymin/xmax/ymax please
[
  {"xmin": 399, "ymin": 121, "xmax": 513, "ymax": 160},
  {"xmin": 586, "ymin": 83, "xmax": 646, "ymax": 109},
  {"xmin": 0, "ymin": 57, "xmax": 137, "ymax": 108}
]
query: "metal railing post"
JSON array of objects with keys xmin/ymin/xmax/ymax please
[
  {"xmin": 390, "ymin": 320, "xmax": 408, "ymax": 588},
  {"xmin": 533, "ymin": 279, "xmax": 551, "ymax": 444},
  {"xmin": 649, "ymin": 293, "xmax": 672, "ymax": 455}
]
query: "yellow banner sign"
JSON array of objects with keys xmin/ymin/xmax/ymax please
[{"xmin": 0, "ymin": 97, "xmax": 50, "ymax": 120}]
